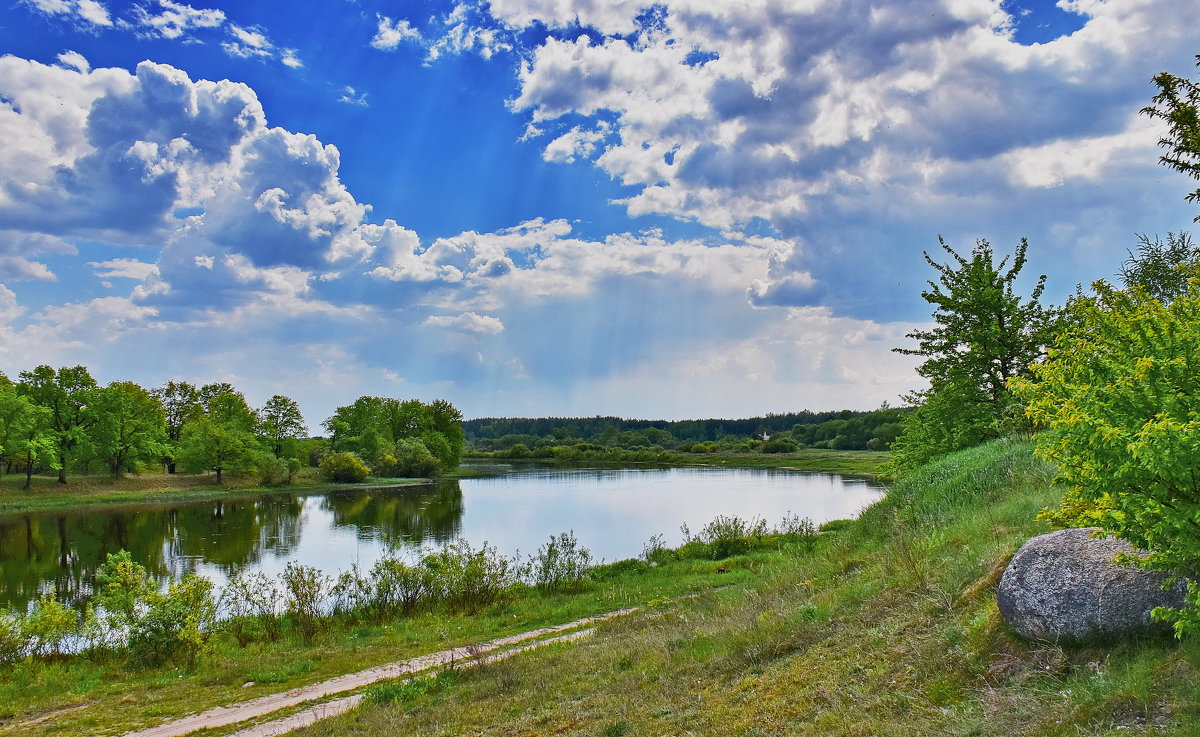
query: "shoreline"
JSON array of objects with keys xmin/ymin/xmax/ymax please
[{"xmin": 0, "ymin": 450, "xmax": 888, "ymax": 516}]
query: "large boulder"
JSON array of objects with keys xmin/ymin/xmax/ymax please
[{"xmin": 997, "ymin": 527, "xmax": 1186, "ymax": 642}]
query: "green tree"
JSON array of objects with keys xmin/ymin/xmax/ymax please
[
  {"xmin": 86, "ymin": 382, "xmax": 167, "ymax": 478},
  {"xmin": 153, "ymin": 381, "xmax": 201, "ymax": 473},
  {"xmin": 0, "ymin": 382, "xmax": 57, "ymax": 489},
  {"xmin": 256, "ymin": 394, "xmax": 308, "ymax": 458},
  {"xmin": 1143, "ymin": 54, "xmax": 1200, "ymax": 220},
  {"xmin": 1013, "ymin": 276, "xmax": 1200, "ymax": 635},
  {"xmin": 1118, "ymin": 232, "xmax": 1198, "ymax": 303},
  {"xmin": 890, "ymin": 237, "xmax": 1055, "ymax": 471},
  {"xmin": 17, "ymin": 365, "xmax": 97, "ymax": 484},
  {"xmin": 176, "ymin": 390, "xmax": 261, "ymax": 483}
]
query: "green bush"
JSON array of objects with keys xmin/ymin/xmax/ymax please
[
  {"xmin": 528, "ymin": 531, "xmax": 593, "ymax": 591},
  {"xmin": 0, "ymin": 609, "xmax": 24, "ymax": 662},
  {"xmin": 320, "ymin": 451, "xmax": 371, "ymax": 483},
  {"xmin": 423, "ymin": 540, "xmax": 515, "ymax": 615},
  {"xmin": 281, "ymin": 563, "xmax": 330, "ymax": 645},
  {"xmin": 220, "ymin": 570, "xmax": 281, "ymax": 645},
  {"xmin": 1014, "ymin": 275, "xmax": 1200, "ymax": 636},
  {"xmin": 759, "ymin": 438, "xmax": 798, "ymax": 454},
  {"xmin": 370, "ymin": 557, "xmax": 435, "ymax": 616},
  {"xmin": 22, "ymin": 593, "xmax": 79, "ymax": 657},
  {"xmin": 127, "ymin": 574, "xmax": 216, "ymax": 669},
  {"xmin": 682, "ymin": 515, "xmax": 769, "ymax": 560},
  {"xmin": 588, "ymin": 558, "xmax": 650, "ymax": 581},
  {"xmin": 259, "ymin": 456, "xmax": 301, "ymax": 486}
]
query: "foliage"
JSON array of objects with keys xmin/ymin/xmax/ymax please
[
  {"xmin": 1142, "ymin": 54, "xmax": 1200, "ymax": 219},
  {"xmin": 1013, "ymin": 275, "xmax": 1200, "ymax": 636},
  {"xmin": 528, "ymin": 531, "xmax": 593, "ymax": 591},
  {"xmin": 0, "ymin": 382, "xmax": 56, "ymax": 489},
  {"xmin": 324, "ymin": 396, "xmax": 464, "ymax": 472},
  {"xmin": 891, "ymin": 237, "xmax": 1055, "ymax": 472},
  {"xmin": 281, "ymin": 562, "xmax": 330, "ymax": 645},
  {"xmin": 257, "ymin": 394, "xmax": 308, "ymax": 459},
  {"xmin": 422, "ymin": 539, "xmax": 516, "ymax": 615},
  {"xmin": 127, "ymin": 573, "xmax": 217, "ymax": 669},
  {"xmin": 681, "ymin": 515, "xmax": 769, "ymax": 559},
  {"xmin": 220, "ymin": 570, "xmax": 281, "ymax": 644},
  {"xmin": 1117, "ymin": 231, "xmax": 1198, "ymax": 303},
  {"xmin": 21, "ymin": 593, "xmax": 79, "ymax": 657},
  {"xmin": 319, "ymin": 451, "xmax": 371, "ymax": 482},
  {"xmin": 94, "ymin": 550, "xmax": 156, "ymax": 627},
  {"xmin": 258, "ymin": 456, "xmax": 302, "ymax": 486},
  {"xmin": 17, "ymin": 365, "xmax": 97, "ymax": 484},
  {"xmin": 85, "ymin": 381, "xmax": 167, "ymax": 477}
]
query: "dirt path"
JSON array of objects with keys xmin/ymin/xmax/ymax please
[{"xmin": 120, "ymin": 607, "xmax": 639, "ymax": 737}]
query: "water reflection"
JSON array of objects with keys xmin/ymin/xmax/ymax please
[
  {"xmin": 0, "ymin": 482, "xmax": 462, "ymax": 610},
  {"xmin": 0, "ymin": 468, "xmax": 881, "ymax": 612}
]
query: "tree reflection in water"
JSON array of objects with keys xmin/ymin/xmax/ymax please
[{"xmin": 0, "ymin": 481, "xmax": 464, "ymax": 610}]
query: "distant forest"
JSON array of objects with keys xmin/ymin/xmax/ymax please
[{"xmin": 465, "ymin": 406, "xmax": 908, "ymax": 454}]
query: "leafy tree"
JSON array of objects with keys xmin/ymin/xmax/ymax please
[
  {"xmin": 319, "ymin": 451, "xmax": 371, "ymax": 483},
  {"xmin": 891, "ymin": 237, "xmax": 1056, "ymax": 471},
  {"xmin": 1143, "ymin": 54, "xmax": 1200, "ymax": 220},
  {"xmin": 1013, "ymin": 276, "xmax": 1200, "ymax": 636},
  {"xmin": 176, "ymin": 390, "xmax": 262, "ymax": 483},
  {"xmin": 256, "ymin": 394, "xmax": 308, "ymax": 458},
  {"xmin": 1118, "ymin": 232, "xmax": 1198, "ymax": 303},
  {"xmin": 17, "ymin": 365, "xmax": 98, "ymax": 484},
  {"xmin": 323, "ymin": 396, "xmax": 464, "ymax": 475},
  {"xmin": 0, "ymin": 382, "xmax": 56, "ymax": 489},
  {"xmin": 85, "ymin": 382, "xmax": 167, "ymax": 478},
  {"xmin": 153, "ymin": 381, "xmax": 201, "ymax": 473}
]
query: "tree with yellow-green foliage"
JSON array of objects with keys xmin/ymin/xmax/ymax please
[{"xmin": 1014, "ymin": 273, "xmax": 1200, "ymax": 636}]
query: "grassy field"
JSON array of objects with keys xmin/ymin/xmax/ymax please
[
  {"xmin": 5, "ymin": 440, "xmax": 1197, "ymax": 736},
  {"xmin": 293, "ymin": 438, "xmax": 1200, "ymax": 736}
]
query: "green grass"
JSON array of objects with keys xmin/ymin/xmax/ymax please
[
  {"xmin": 0, "ymin": 555, "xmax": 759, "ymax": 736},
  {"xmin": 288, "ymin": 438, "xmax": 1200, "ymax": 737},
  {"xmin": 6, "ymin": 439, "xmax": 1196, "ymax": 736}
]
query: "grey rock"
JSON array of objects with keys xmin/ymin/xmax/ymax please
[{"xmin": 997, "ymin": 527, "xmax": 1186, "ymax": 642}]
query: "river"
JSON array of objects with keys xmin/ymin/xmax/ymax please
[{"xmin": 0, "ymin": 465, "xmax": 883, "ymax": 610}]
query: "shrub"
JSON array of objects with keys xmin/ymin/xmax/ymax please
[
  {"xmin": 641, "ymin": 533, "xmax": 676, "ymax": 565},
  {"xmin": 94, "ymin": 550, "xmax": 155, "ymax": 627},
  {"xmin": 22, "ymin": 593, "xmax": 79, "ymax": 657},
  {"xmin": 529, "ymin": 531, "xmax": 593, "ymax": 591},
  {"xmin": 777, "ymin": 513, "xmax": 819, "ymax": 552},
  {"xmin": 220, "ymin": 570, "xmax": 282, "ymax": 645},
  {"xmin": 759, "ymin": 438, "xmax": 798, "ymax": 454},
  {"xmin": 128, "ymin": 574, "xmax": 216, "ymax": 669},
  {"xmin": 392, "ymin": 438, "xmax": 440, "ymax": 477},
  {"xmin": 281, "ymin": 563, "xmax": 330, "ymax": 645},
  {"xmin": 0, "ymin": 609, "xmax": 23, "ymax": 662},
  {"xmin": 682, "ymin": 515, "xmax": 769, "ymax": 560},
  {"xmin": 371, "ymin": 556, "xmax": 435, "ymax": 616},
  {"xmin": 1013, "ymin": 275, "xmax": 1200, "ymax": 636},
  {"xmin": 423, "ymin": 540, "xmax": 515, "ymax": 615},
  {"xmin": 259, "ymin": 456, "xmax": 302, "ymax": 486},
  {"xmin": 320, "ymin": 452, "xmax": 371, "ymax": 483}
]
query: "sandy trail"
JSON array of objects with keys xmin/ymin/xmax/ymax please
[{"xmin": 120, "ymin": 607, "xmax": 638, "ymax": 737}]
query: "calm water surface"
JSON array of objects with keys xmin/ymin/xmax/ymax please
[{"xmin": 0, "ymin": 466, "xmax": 883, "ymax": 609}]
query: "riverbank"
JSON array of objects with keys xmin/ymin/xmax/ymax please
[
  {"xmin": 0, "ymin": 449, "xmax": 885, "ymax": 516},
  {"xmin": 0, "ymin": 471, "xmax": 435, "ymax": 515},
  {"xmin": 466, "ymin": 448, "xmax": 890, "ymax": 477},
  {"xmin": 4, "ymin": 438, "xmax": 1197, "ymax": 736}
]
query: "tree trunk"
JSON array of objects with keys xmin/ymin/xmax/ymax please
[
  {"xmin": 23, "ymin": 451, "xmax": 33, "ymax": 490},
  {"xmin": 215, "ymin": 466, "xmax": 223, "ymax": 484}
]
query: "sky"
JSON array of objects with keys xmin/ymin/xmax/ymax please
[{"xmin": 0, "ymin": 0, "xmax": 1197, "ymax": 427}]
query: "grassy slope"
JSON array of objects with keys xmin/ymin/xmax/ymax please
[{"xmin": 297, "ymin": 438, "xmax": 1200, "ymax": 737}]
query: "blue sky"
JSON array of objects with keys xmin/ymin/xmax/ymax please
[{"xmin": 0, "ymin": 0, "xmax": 1197, "ymax": 425}]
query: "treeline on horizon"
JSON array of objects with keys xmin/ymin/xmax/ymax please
[
  {"xmin": 0, "ymin": 367, "xmax": 465, "ymax": 488},
  {"xmin": 465, "ymin": 405, "xmax": 908, "ymax": 455}
]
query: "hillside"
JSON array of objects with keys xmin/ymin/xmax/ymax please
[{"xmin": 295, "ymin": 438, "xmax": 1200, "ymax": 736}]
